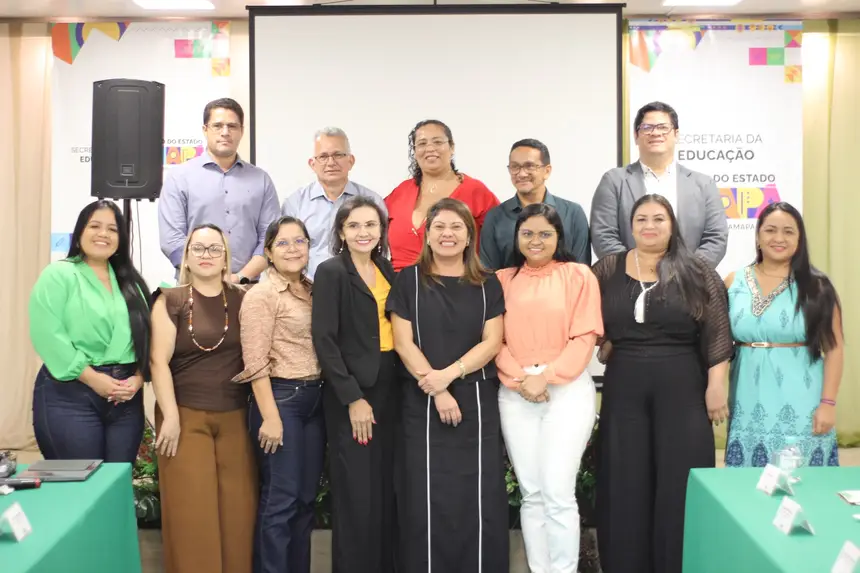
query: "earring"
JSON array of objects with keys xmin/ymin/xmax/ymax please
[
  {"xmin": 338, "ymin": 244, "xmax": 344, "ymax": 254},
  {"xmin": 377, "ymin": 244, "xmax": 382, "ymax": 253}
]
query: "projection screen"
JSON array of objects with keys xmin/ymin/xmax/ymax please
[{"xmin": 249, "ymin": 4, "xmax": 624, "ymax": 214}]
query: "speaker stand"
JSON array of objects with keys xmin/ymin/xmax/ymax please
[{"xmin": 122, "ymin": 198, "xmax": 133, "ymax": 238}]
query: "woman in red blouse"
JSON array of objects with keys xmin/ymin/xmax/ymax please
[{"xmin": 385, "ymin": 119, "xmax": 500, "ymax": 271}]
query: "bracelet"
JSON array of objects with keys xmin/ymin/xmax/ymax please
[
  {"xmin": 820, "ymin": 398, "xmax": 836, "ymax": 406},
  {"xmin": 456, "ymin": 359, "xmax": 466, "ymax": 379}
]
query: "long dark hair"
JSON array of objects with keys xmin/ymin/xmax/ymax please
[
  {"xmin": 417, "ymin": 198, "xmax": 486, "ymax": 286},
  {"xmin": 330, "ymin": 195, "xmax": 390, "ymax": 262},
  {"xmin": 631, "ymin": 194, "xmax": 708, "ymax": 318},
  {"xmin": 67, "ymin": 200, "xmax": 151, "ymax": 379},
  {"xmin": 510, "ymin": 203, "xmax": 577, "ymax": 274},
  {"xmin": 408, "ymin": 119, "xmax": 459, "ymax": 190},
  {"xmin": 755, "ymin": 202, "xmax": 841, "ymax": 359}
]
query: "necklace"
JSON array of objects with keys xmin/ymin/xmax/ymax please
[
  {"xmin": 633, "ymin": 249, "xmax": 659, "ymax": 324},
  {"xmin": 188, "ymin": 284, "xmax": 229, "ymax": 352},
  {"xmin": 755, "ymin": 263, "xmax": 790, "ymax": 279}
]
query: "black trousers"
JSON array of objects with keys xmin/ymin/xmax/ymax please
[
  {"xmin": 323, "ymin": 351, "xmax": 397, "ymax": 573},
  {"xmin": 596, "ymin": 349, "xmax": 715, "ymax": 573}
]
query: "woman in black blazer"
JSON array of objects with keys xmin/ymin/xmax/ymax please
[{"xmin": 312, "ymin": 195, "xmax": 397, "ymax": 573}]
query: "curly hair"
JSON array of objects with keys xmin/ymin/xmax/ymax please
[{"xmin": 408, "ymin": 119, "xmax": 459, "ymax": 189}]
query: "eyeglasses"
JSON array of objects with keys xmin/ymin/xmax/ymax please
[
  {"xmin": 189, "ymin": 244, "xmax": 224, "ymax": 258},
  {"xmin": 344, "ymin": 221, "xmax": 380, "ymax": 232},
  {"xmin": 415, "ymin": 139, "xmax": 449, "ymax": 152},
  {"xmin": 207, "ymin": 122, "xmax": 242, "ymax": 133},
  {"xmin": 519, "ymin": 230, "xmax": 556, "ymax": 241},
  {"xmin": 508, "ymin": 163, "xmax": 545, "ymax": 174},
  {"xmin": 274, "ymin": 238, "xmax": 309, "ymax": 249},
  {"xmin": 314, "ymin": 152, "xmax": 350, "ymax": 163},
  {"xmin": 638, "ymin": 123, "xmax": 674, "ymax": 136}
]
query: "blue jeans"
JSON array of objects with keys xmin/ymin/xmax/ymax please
[
  {"xmin": 249, "ymin": 378, "xmax": 326, "ymax": 573},
  {"xmin": 32, "ymin": 364, "xmax": 145, "ymax": 464}
]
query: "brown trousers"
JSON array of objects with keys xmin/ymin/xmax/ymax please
[{"xmin": 156, "ymin": 405, "xmax": 258, "ymax": 573}]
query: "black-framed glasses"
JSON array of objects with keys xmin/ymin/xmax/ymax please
[
  {"xmin": 508, "ymin": 162, "xmax": 545, "ymax": 174},
  {"xmin": 638, "ymin": 123, "xmax": 674, "ymax": 136},
  {"xmin": 189, "ymin": 243, "xmax": 225, "ymax": 258},
  {"xmin": 314, "ymin": 152, "xmax": 350, "ymax": 163}
]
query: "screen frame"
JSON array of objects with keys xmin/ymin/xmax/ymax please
[{"xmin": 247, "ymin": 3, "xmax": 625, "ymax": 168}]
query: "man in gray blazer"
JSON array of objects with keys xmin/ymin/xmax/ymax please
[{"xmin": 590, "ymin": 101, "xmax": 728, "ymax": 268}]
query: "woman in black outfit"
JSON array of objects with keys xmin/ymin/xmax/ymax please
[
  {"xmin": 592, "ymin": 194, "xmax": 732, "ymax": 573},
  {"xmin": 386, "ymin": 197, "xmax": 509, "ymax": 573},
  {"xmin": 312, "ymin": 196, "xmax": 397, "ymax": 573}
]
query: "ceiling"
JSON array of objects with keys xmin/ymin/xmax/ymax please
[{"xmin": 0, "ymin": 0, "xmax": 858, "ymax": 19}]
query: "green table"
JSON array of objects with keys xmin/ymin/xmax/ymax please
[
  {"xmin": 684, "ymin": 466, "xmax": 860, "ymax": 573},
  {"xmin": 0, "ymin": 463, "xmax": 142, "ymax": 573}
]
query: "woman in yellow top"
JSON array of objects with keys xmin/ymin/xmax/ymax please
[
  {"xmin": 312, "ymin": 196, "xmax": 397, "ymax": 573},
  {"xmin": 495, "ymin": 203, "xmax": 603, "ymax": 573},
  {"xmin": 29, "ymin": 200, "xmax": 151, "ymax": 463}
]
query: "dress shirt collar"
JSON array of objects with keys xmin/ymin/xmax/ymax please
[
  {"xmin": 309, "ymin": 180, "xmax": 356, "ymax": 201},
  {"xmin": 266, "ymin": 267, "xmax": 313, "ymax": 296},
  {"xmin": 639, "ymin": 160, "xmax": 675, "ymax": 179},
  {"xmin": 200, "ymin": 149, "xmax": 246, "ymax": 170},
  {"xmin": 504, "ymin": 188, "xmax": 558, "ymax": 213}
]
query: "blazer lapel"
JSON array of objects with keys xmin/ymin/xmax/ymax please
[
  {"xmin": 342, "ymin": 251, "xmax": 374, "ymax": 300},
  {"xmin": 624, "ymin": 162, "xmax": 647, "ymax": 204},
  {"xmin": 675, "ymin": 165, "xmax": 696, "ymax": 244}
]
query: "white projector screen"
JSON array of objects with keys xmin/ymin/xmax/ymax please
[{"xmin": 250, "ymin": 5, "xmax": 622, "ymax": 215}]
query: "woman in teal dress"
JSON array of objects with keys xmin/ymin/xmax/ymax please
[{"xmin": 725, "ymin": 202, "xmax": 843, "ymax": 468}]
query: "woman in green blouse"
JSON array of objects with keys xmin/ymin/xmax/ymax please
[{"xmin": 29, "ymin": 200, "xmax": 151, "ymax": 463}]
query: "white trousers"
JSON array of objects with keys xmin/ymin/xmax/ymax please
[{"xmin": 498, "ymin": 372, "xmax": 597, "ymax": 573}]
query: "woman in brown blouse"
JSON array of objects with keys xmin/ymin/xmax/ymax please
[
  {"xmin": 150, "ymin": 223, "xmax": 257, "ymax": 573},
  {"xmin": 233, "ymin": 216, "xmax": 324, "ymax": 573}
]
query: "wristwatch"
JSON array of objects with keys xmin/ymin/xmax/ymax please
[{"xmin": 237, "ymin": 273, "xmax": 250, "ymax": 285}]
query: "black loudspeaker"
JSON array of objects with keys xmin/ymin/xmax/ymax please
[{"xmin": 91, "ymin": 79, "xmax": 165, "ymax": 200}]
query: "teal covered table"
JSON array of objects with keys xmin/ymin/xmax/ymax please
[
  {"xmin": 0, "ymin": 463, "xmax": 142, "ymax": 573},
  {"xmin": 684, "ymin": 466, "xmax": 860, "ymax": 572}
]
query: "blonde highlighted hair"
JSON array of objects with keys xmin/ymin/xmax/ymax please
[{"xmin": 178, "ymin": 224, "xmax": 232, "ymax": 285}]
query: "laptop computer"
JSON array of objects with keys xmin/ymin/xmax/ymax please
[{"xmin": 17, "ymin": 460, "xmax": 103, "ymax": 482}]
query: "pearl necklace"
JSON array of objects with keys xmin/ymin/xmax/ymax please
[{"xmin": 188, "ymin": 284, "xmax": 228, "ymax": 352}]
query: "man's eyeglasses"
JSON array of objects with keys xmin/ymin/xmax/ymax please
[
  {"xmin": 638, "ymin": 123, "xmax": 674, "ymax": 136},
  {"xmin": 508, "ymin": 163, "xmax": 545, "ymax": 174},
  {"xmin": 206, "ymin": 122, "xmax": 242, "ymax": 133},
  {"xmin": 315, "ymin": 152, "xmax": 350, "ymax": 163}
]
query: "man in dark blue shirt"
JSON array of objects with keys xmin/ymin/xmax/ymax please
[{"xmin": 479, "ymin": 139, "xmax": 591, "ymax": 270}]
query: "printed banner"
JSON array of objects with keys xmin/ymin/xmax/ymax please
[
  {"xmin": 627, "ymin": 20, "xmax": 803, "ymax": 276},
  {"xmin": 50, "ymin": 21, "xmax": 232, "ymax": 288}
]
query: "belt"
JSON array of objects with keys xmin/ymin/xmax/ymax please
[{"xmin": 737, "ymin": 342, "xmax": 805, "ymax": 348}]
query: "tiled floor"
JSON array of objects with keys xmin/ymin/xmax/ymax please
[{"xmin": 11, "ymin": 448, "xmax": 860, "ymax": 573}]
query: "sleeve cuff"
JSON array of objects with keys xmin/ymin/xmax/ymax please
[
  {"xmin": 168, "ymin": 246, "xmax": 185, "ymax": 268},
  {"xmin": 231, "ymin": 357, "xmax": 271, "ymax": 383},
  {"xmin": 335, "ymin": 380, "xmax": 364, "ymax": 407}
]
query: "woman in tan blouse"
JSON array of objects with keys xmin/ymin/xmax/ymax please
[
  {"xmin": 150, "ymin": 223, "xmax": 257, "ymax": 573},
  {"xmin": 233, "ymin": 216, "xmax": 323, "ymax": 573}
]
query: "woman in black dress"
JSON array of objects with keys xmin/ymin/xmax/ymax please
[
  {"xmin": 312, "ymin": 196, "xmax": 397, "ymax": 573},
  {"xmin": 592, "ymin": 194, "xmax": 732, "ymax": 573},
  {"xmin": 386, "ymin": 197, "xmax": 509, "ymax": 573}
]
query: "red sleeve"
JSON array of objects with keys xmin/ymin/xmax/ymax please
[
  {"xmin": 457, "ymin": 175, "xmax": 500, "ymax": 249},
  {"xmin": 386, "ymin": 179, "xmax": 422, "ymax": 271}
]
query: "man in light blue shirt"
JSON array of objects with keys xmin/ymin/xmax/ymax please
[
  {"xmin": 158, "ymin": 98, "xmax": 281, "ymax": 283},
  {"xmin": 282, "ymin": 127, "xmax": 386, "ymax": 278}
]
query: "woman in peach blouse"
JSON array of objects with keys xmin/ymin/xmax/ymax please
[
  {"xmin": 495, "ymin": 203, "xmax": 603, "ymax": 573},
  {"xmin": 232, "ymin": 216, "xmax": 324, "ymax": 573}
]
